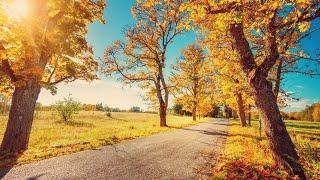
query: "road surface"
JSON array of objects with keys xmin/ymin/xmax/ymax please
[{"xmin": 1, "ymin": 118, "xmax": 229, "ymax": 180}]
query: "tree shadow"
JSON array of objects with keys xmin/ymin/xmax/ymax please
[
  {"xmin": 229, "ymin": 133, "xmax": 266, "ymax": 141},
  {"xmin": 208, "ymin": 122, "xmax": 232, "ymax": 126},
  {"xmin": 291, "ymin": 130, "xmax": 320, "ymax": 136},
  {"xmin": 109, "ymin": 116, "xmax": 129, "ymax": 122},
  {"xmin": 0, "ymin": 153, "xmax": 18, "ymax": 179},
  {"xmin": 54, "ymin": 120, "xmax": 95, "ymax": 128},
  {"xmin": 181, "ymin": 128, "xmax": 229, "ymax": 137},
  {"xmin": 285, "ymin": 123, "xmax": 320, "ymax": 130},
  {"xmin": 26, "ymin": 173, "xmax": 46, "ymax": 180}
]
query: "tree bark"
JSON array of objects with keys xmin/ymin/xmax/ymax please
[
  {"xmin": 159, "ymin": 103, "xmax": 167, "ymax": 127},
  {"xmin": 192, "ymin": 105, "xmax": 196, "ymax": 121},
  {"xmin": 155, "ymin": 77, "xmax": 168, "ymax": 127},
  {"xmin": 1, "ymin": 80, "xmax": 41, "ymax": 154},
  {"xmin": 274, "ymin": 58, "xmax": 282, "ymax": 102},
  {"xmin": 248, "ymin": 104, "xmax": 251, "ymax": 126},
  {"xmin": 230, "ymin": 23, "xmax": 306, "ymax": 179},
  {"xmin": 236, "ymin": 92, "xmax": 247, "ymax": 127},
  {"xmin": 251, "ymin": 76, "xmax": 305, "ymax": 179}
]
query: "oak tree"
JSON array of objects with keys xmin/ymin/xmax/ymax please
[
  {"xmin": 104, "ymin": 0, "xmax": 187, "ymax": 126},
  {"xmin": 0, "ymin": 0, "xmax": 105, "ymax": 154},
  {"xmin": 181, "ymin": 0, "xmax": 320, "ymax": 178},
  {"xmin": 170, "ymin": 44, "xmax": 213, "ymax": 120}
]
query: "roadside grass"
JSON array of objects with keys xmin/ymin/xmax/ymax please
[
  {"xmin": 0, "ymin": 111, "xmax": 209, "ymax": 167},
  {"xmin": 213, "ymin": 119, "xmax": 320, "ymax": 179}
]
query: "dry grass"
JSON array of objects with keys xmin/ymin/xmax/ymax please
[
  {"xmin": 212, "ymin": 119, "xmax": 320, "ymax": 179},
  {"xmin": 0, "ymin": 111, "xmax": 209, "ymax": 166}
]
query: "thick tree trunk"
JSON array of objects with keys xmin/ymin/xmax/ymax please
[
  {"xmin": 274, "ymin": 59, "xmax": 282, "ymax": 102},
  {"xmin": 236, "ymin": 92, "xmax": 246, "ymax": 127},
  {"xmin": 1, "ymin": 81, "xmax": 41, "ymax": 154},
  {"xmin": 251, "ymin": 77, "xmax": 305, "ymax": 178},
  {"xmin": 230, "ymin": 23, "xmax": 306, "ymax": 179}
]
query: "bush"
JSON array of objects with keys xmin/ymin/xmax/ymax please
[
  {"xmin": 96, "ymin": 103, "xmax": 104, "ymax": 111},
  {"xmin": 106, "ymin": 112, "xmax": 111, "ymax": 117},
  {"xmin": 55, "ymin": 95, "xmax": 82, "ymax": 121},
  {"xmin": 129, "ymin": 106, "xmax": 141, "ymax": 112}
]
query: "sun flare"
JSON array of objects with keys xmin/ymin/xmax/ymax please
[{"xmin": 5, "ymin": 0, "xmax": 29, "ymax": 20}]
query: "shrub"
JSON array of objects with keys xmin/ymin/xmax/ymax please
[
  {"xmin": 106, "ymin": 112, "xmax": 111, "ymax": 117},
  {"xmin": 54, "ymin": 95, "xmax": 82, "ymax": 121},
  {"xmin": 129, "ymin": 106, "xmax": 141, "ymax": 112},
  {"xmin": 96, "ymin": 103, "xmax": 104, "ymax": 111}
]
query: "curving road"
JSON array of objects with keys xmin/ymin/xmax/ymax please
[{"xmin": 1, "ymin": 118, "xmax": 229, "ymax": 180}]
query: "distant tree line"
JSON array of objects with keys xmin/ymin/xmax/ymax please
[
  {"xmin": 0, "ymin": 100, "xmax": 143, "ymax": 114},
  {"xmin": 283, "ymin": 103, "xmax": 320, "ymax": 122},
  {"xmin": 171, "ymin": 103, "xmax": 224, "ymax": 118}
]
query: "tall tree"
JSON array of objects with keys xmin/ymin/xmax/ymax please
[
  {"xmin": 170, "ymin": 44, "xmax": 211, "ymax": 120},
  {"xmin": 0, "ymin": 0, "xmax": 105, "ymax": 154},
  {"xmin": 181, "ymin": 0, "xmax": 320, "ymax": 178},
  {"xmin": 208, "ymin": 42, "xmax": 254, "ymax": 127},
  {"xmin": 104, "ymin": 0, "xmax": 187, "ymax": 127}
]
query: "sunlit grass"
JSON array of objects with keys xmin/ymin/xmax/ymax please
[
  {"xmin": 213, "ymin": 119, "xmax": 320, "ymax": 179},
  {"xmin": 0, "ymin": 111, "xmax": 209, "ymax": 166}
]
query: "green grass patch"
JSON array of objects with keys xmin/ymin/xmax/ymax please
[
  {"xmin": 213, "ymin": 119, "xmax": 320, "ymax": 179},
  {"xmin": 0, "ymin": 111, "xmax": 209, "ymax": 166}
]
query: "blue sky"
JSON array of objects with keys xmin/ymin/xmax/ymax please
[
  {"xmin": 282, "ymin": 19, "xmax": 320, "ymax": 111},
  {"xmin": 38, "ymin": 0, "xmax": 320, "ymax": 111}
]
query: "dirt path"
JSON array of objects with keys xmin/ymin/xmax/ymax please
[{"xmin": 1, "ymin": 118, "xmax": 229, "ymax": 180}]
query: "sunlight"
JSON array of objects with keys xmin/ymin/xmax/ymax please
[{"xmin": 5, "ymin": 0, "xmax": 29, "ymax": 20}]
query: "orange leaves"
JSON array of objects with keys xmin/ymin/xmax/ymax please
[
  {"xmin": 298, "ymin": 21, "xmax": 311, "ymax": 32},
  {"xmin": 0, "ymin": 0, "xmax": 105, "ymax": 91},
  {"xmin": 170, "ymin": 44, "xmax": 215, "ymax": 116}
]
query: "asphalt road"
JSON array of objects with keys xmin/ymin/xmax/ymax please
[{"xmin": 1, "ymin": 118, "xmax": 229, "ymax": 180}]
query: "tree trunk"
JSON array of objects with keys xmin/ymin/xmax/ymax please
[
  {"xmin": 158, "ymin": 70, "xmax": 168, "ymax": 127},
  {"xmin": 192, "ymin": 104, "xmax": 196, "ymax": 121},
  {"xmin": 1, "ymin": 81, "xmax": 41, "ymax": 154},
  {"xmin": 248, "ymin": 104, "xmax": 251, "ymax": 126},
  {"xmin": 230, "ymin": 23, "xmax": 306, "ymax": 179},
  {"xmin": 159, "ymin": 104, "xmax": 167, "ymax": 127},
  {"xmin": 273, "ymin": 58, "xmax": 282, "ymax": 102},
  {"xmin": 155, "ymin": 77, "xmax": 168, "ymax": 127},
  {"xmin": 251, "ymin": 77, "xmax": 305, "ymax": 178},
  {"xmin": 236, "ymin": 92, "xmax": 247, "ymax": 127}
]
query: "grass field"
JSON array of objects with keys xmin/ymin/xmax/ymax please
[
  {"xmin": 213, "ymin": 119, "xmax": 320, "ymax": 179},
  {"xmin": 0, "ymin": 111, "xmax": 209, "ymax": 166}
]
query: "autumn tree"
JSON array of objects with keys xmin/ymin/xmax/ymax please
[
  {"xmin": 312, "ymin": 103, "xmax": 320, "ymax": 121},
  {"xmin": 181, "ymin": 0, "xmax": 320, "ymax": 178},
  {"xmin": 208, "ymin": 42, "xmax": 254, "ymax": 127},
  {"xmin": 104, "ymin": 0, "xmax": 187, "ymax": 127},
  {"xmin": 171, "ymin": 44, "xmax": 212, "ymax": 120},
  {"xmin": 0, "ymin": 0, "xmax": 105, "ymax": 154}
]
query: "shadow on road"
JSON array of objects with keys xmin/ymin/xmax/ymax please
[
  {"xmin": 181, "ymin": 128, "xmax": 229, "ymax": 137},
  {"xmin": 208, "ymin": 122, "xmax": 232, "ymax": 126},
  {"xmin": 26, "ymin": 173, "xmax": 46, "ymax": 180}
]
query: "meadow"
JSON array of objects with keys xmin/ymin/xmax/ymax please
[
  {"xmin": 213, "ymin": 119, "xmax": 320, "ymax": 179},
  {"xmin": 0, "ymin": 111, "xmax": 209, "ymax": 166}
]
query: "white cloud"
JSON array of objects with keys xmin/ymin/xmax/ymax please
[
  {"xmin": 283, "ymin": 98, "xmax": 312, "ymax": 112},
  {"xmin": 37, "ymin": 80, "xmax": 147, "ymax": 110}
]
